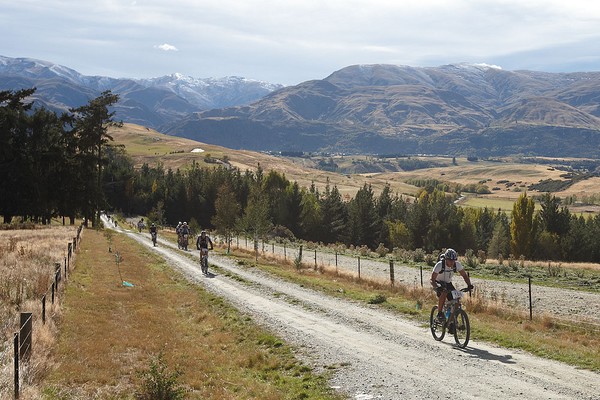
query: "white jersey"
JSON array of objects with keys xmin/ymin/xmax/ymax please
[{"xmin": 432, "ymin": 259, "xmax": 464, "ymax": 283}]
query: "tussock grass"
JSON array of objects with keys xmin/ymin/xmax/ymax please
[{"xmin": 41, "ymin": 230, "xmax": 340, "ymax": 399}]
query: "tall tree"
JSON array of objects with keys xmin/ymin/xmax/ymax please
[
  {"xmin": 347, "ymin": 184, "xmax": 380, "ymax": 248},
  {"xmin": 299, "ymin": 189, "xmax": 322, "ymax": 239},
  {"xmin": 487, "ymin": 218, "xmax": 511, "ymax": 259},
  {"xmin": 70, "ymin": 90, "xmax": 121, "ymax": 226},
  {"xmin": 239, "ymin": 184, "xmax": 272, "ymax": 261},
  {"xmin": 538, "ymin": 193, "xmax": 571, "ymax": 236},
  {"xmin": 0, "ymin": 89, "xmax": 35, "ymax": 223},
  {"xmin": 510, "ymin": 192, "xmax": 536, "ymax": 258},
  {"xmin": 319, "ymin": 182, "xmax": 348, "ymax": 244},
  {"xmin": 212, "ymin": 182, "xmax": 241, "ymax": 253}
]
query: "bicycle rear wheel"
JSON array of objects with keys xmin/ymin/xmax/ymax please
[
  {"xmin": 429, "ymin": 306, "xmax": 445, "ymax": 341},
  {"xmin": 453, "ymin": 309, "xmax": 470, "ymax": 348},
  {"xmin": 201, "ymin": 255, "xmax": 208, "ymax": 274}
]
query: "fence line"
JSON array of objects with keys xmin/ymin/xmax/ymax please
[
  {"xmin": 12, "ymin": 224, "xmax": 82, "ymax": 399},
  {"xmin": 227, "ymin": 235, "xmax": 569, "ymax": 325}
]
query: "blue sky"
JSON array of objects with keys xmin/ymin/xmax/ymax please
[{"xmin": 2, "ymin": 0, "xmax": 600, "ymax": 85}]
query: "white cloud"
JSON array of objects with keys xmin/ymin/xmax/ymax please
[
  {"xmin": 154, "ymin": 43, "xmax": 178, "ymax": 52},
  {"xmin": 4, "ymin": 0, "xmax": 600, "ymax": 84}
]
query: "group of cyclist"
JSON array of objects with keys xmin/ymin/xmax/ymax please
[
  {"xmin": 144, "ymin": 218, "xmax": 469, "ymax": 320},
  {"xmin": 143, "ymin": 220, "xmax": 213, "ymax": 273}
]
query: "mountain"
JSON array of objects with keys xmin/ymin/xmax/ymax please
[
  {"xmin": 0, "ymin": 55, "xmax": 283, "ymax": 129},
  {"xmin": 164, "ymin": 63, "xmax": 600, "ymax": 158}
]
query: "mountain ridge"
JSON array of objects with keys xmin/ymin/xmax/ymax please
[
  {"xmin": 165, "ymin": 63, "xmax": 600, "ymax": 157},
  {"xmin": 3, "ymin": 56, "xmax": 600, "ymax": 158},
  {"xmin": 0, "ymin": 55, "xmax": 283, "ymax": 129}
]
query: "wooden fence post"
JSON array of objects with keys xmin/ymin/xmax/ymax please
[
  {"xmin": 358, "ymin": 256, "xmax": 361, "ymax": 280},
  {"xmin": 14, "ymin": 333, "xmax": 19, "ymax": 399},
  {"xmin": 528, "ymin": 276, "xmax": 533, "ymax": 320},
  {"xmin": 389, "ymin": 260, "xmax": 395, "ymax": 287},
  {"xmin": 42, "ymin": 295, "xmax": 46, "ymax": 324},
  {"xmin": 19, "ymin": 313, "xmax": 32, "ymax": 361}
]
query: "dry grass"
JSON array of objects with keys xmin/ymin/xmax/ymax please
[
  {"xmin": 40, "ymin": 229, "xmax": 339, "ymax": 399},
  {"xmin": 0, "ymin": 224, "xmax": 78, "ymax": 399}
]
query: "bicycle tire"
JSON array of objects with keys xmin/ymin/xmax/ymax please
[
  {"xmin": 430, "ymin": 306, "xmax": 445, "ymax": 341},
  {"xmin": 453, "ymin": 309, "xmax": 470, "ymax": 348},
  {"xmin": 201, "ymin": 255, "xmax": 208, "ymax": 274}
]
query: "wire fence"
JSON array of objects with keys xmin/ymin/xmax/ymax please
[
  {"xmin": 11, "ymin": 224, "xmax": 82, "ymax": 399},
  {"xmin": 225, "ymin": 235, "xmax": 600, "ymax": 329}
]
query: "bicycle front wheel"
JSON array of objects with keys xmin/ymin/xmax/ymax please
[
  {"xmin": 453, "ymin": 309, "xmax": 470, "ymax": 348},
  {"xmin": 430, "ymin": 306, "xmax": 445, "ymax": 341}
]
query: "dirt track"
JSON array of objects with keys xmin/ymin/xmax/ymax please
[{"xmin": 107, "ymin": 218, "xmax": 599, "ymax": 400}]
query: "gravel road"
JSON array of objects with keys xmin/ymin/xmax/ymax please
[
  {"xmin": 107, "ymin": 218, "xmax": 600, "ymax": 400},
  {"xmin": 237, "ymin": 239, "xmax": 600, "ymax": 327}
]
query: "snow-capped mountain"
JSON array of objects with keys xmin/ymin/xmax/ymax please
[{"xmin": 0, "ymin": 55, "xmax": 283, "ymax": 128}]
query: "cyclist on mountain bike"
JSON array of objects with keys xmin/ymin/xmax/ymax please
[
  {"xmin": 431, "ymin": 248, "xmax": 473, "ymax": 323},
  {"xmin": 149, "ymin": 223, "xmax": 157, "ymax": 246},
  {"xmin": 196, "ymin": 230, "xmax": 214, "ymax": 274}
]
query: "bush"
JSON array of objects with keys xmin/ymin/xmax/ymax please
[
  {"xmin": 477, "ymin": 250, "xmax": 487, "ymax": 264},
  {"xmin": 464, "ymin": 249, "xmax": 479, "ymax": 269},
  {"xmin": 367, "ymin": 294, "xmax": 387, "ymax": 304},
  {"xmin": 412, "ymin": 248, "xmax": 425, "ymax": 262},
  {"xmin": 425, "ymin": 252, "xmax": 437, "ymax": 266},
  {"xmin": 135, "ymin": 352, "xmax": 186, "ymax": 400},
  {"xmin": 375, "ymin": 243, "xmax": 389, "ymax": 257}
]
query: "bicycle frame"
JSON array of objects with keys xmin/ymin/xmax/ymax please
[{"xmin": 430, "ymin": 287, "xmax": 471, "ymax": 348}]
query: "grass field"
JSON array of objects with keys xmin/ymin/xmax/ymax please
[
  {"xmin": 2, "ymin": 222, "xmax": 599, "ymax": 399},
  {"xmin": 41, "ymin": 229, "xmax": 340, "ymax": 399}
]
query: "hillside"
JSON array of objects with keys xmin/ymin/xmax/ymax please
[
  {"xmin": 109, "ymin": 124, "xmax": 420, "ymax": 199},
  {"xmin": 166, "ymin": 64, "xmax": 600, "ymax": 157},
  {"xmin": 111, "ymin": 124, "xmax": 600, "ymax": 213}
]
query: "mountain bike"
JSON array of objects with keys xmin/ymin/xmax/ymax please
[
  {"xmin": 151, "ymin": 231, "xmax": 157, "ymax": 246},
  {"xmin": 178, "ymin": 233, "xmax": 189, "ymax": 251},
  {"xmin": 200, "ymin": 248, "xmax": 209, "ymax": 275},
  {"xmin": 430, "ymin": 287, "xmax": 471, "ymax": 348}
]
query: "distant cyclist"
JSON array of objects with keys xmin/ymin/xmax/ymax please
[
  {"xmin": 431, "ymin": 248, "xmax": 473, "ymax": 323},
  {"xmin": 149, "ymin": 223, "xmax": 157, "ymax": 246},
  {"xmin": 196, "ymin": 230, "xmax": 214, "ymax": 274},
  {"xmin": 179, "ymin": 222, "xmax": 190, "ymax": 250}
]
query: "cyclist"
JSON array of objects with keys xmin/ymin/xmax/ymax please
[
  {"xmin": 196, "ymin": 230, "xmax": 214, "ymax": 273},
  {"xmin": 431, "ymin": 248, "xmax": 473, "ymax": 323},
  {"xmin": 180, "ymin": 222, "xmax": 190, "ymax": 250},
  {"xmin": 175, "ymin": 222, "xmax": 182, "ymax": 248},
  {"xmin": 137, "ymin": 218, "xmax": 145, "ymax": 233},
  {"xmin": 149, "ymin": 223, "xmax": 157, "ymax": 246}
]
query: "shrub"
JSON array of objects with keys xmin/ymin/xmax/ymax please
[
  {"xmin": 135, "ymin": 352, "xmax": 186, "ymax": 400},
  {"xmin": 424, "ymin": 252, "xmax": 437, "ymax": 266},
  {"xmin": 464, "ymin": 249, "xmax": 479, "ymax": 269},
  {"xmin": 477, "ymin": 250, "xmax": 487, "ymax": 264},
  {"xmin": 547, "ymin": 262, "xmax": 563, "ymax": 277},
  {"xmin": 375, "ymin": 243, "xmax": 389, "ymax": 257},
  {"xmin": 367, "ymin": 294, "xmax": 386, "ymax": 304},
  {"xmin": 412, "ymin": 248, "xmax": 425, "ymax": 262}
]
